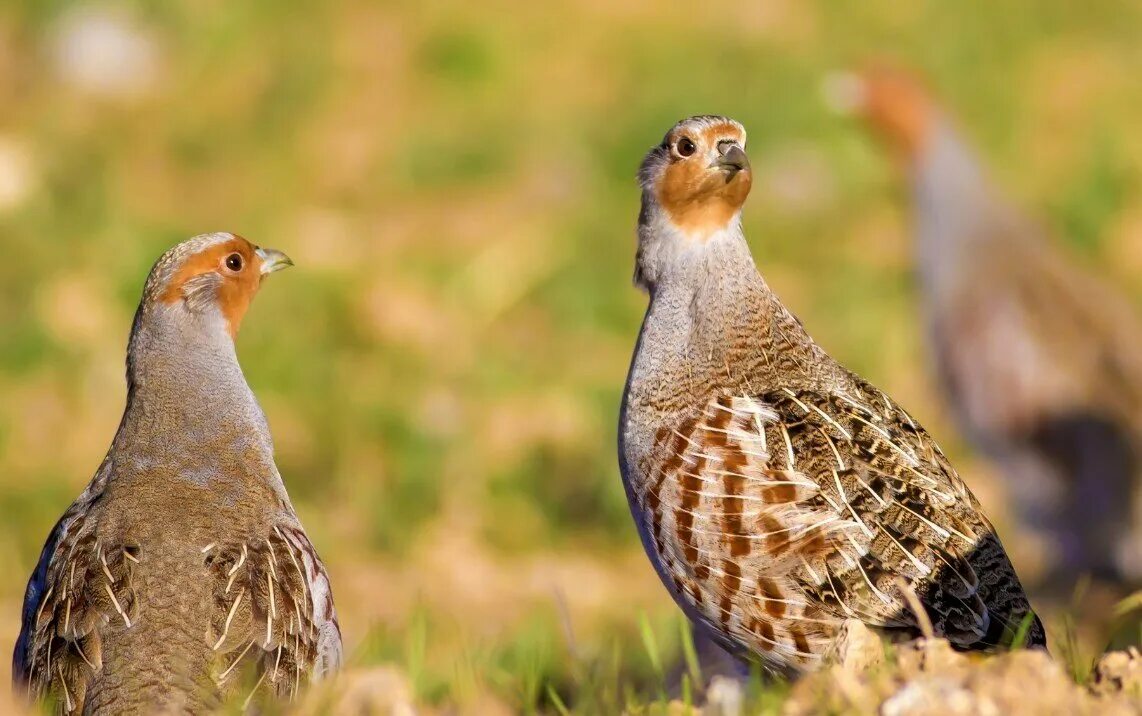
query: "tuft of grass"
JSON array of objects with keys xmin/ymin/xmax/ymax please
[
  {"xmin": 637, "ymin": 612, "xmax": 668, "ymax": 705},
  {"xmin": 1058, "ymin": 612, "xmax": 1091, "ymax": 684},
  {"xmin": 1009, "ymin": 611, "xmax": 1038, "ymax": 649},
  {"xmin": 679, "ymin": 617, "xmax": 703, "ymax": 693}
]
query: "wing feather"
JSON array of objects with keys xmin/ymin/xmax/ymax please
[
  {"xmin": 638, "ymin": 381, "xmax": 1043, "ymax": 673},
  {"xmin": 206, "ymin": 522, "xmax": 342, "ymax": 703}
]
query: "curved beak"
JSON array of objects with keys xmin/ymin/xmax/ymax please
[
  {"xmin": 715, "ymin": 144, "xmax": 750, "ymax": 174},
  {"xmin": 256, "ymin": 247, "xmax": 294, "ymax": 275}
]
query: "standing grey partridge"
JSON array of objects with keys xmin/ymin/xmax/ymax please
[
  {"xmin": 13, "ymin": 233, "xmax": 342, "ymax": 713},
  {"xmin": 618, "ymin": 116, "xmax": 1045, "ymax": 676},
  {"xmin": 840, "ymin": 67, "xmax": 1142, "ymax": 590}
]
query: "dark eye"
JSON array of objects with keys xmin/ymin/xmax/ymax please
[
  {"xmin": 677, "ymin": 137, "xmax": 697, "ymax": 157},
  {"xmin": 225, "ymin": 253, "xmax": 243, "ymax": 271}
]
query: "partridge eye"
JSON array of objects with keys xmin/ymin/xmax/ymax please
[
  {"xmin": 225, "ymin": 253, "xmax": 243, "ymax": 271},
  {"xmin": 677, "ymin": 137, "xmax": 697, "ymax": 157}
]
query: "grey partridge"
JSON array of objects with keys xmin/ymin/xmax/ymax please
[
  {"xmin": 841, "ymin": 67, "xmax": 1142, "ymax": 590},
  {"xmin": 618, "ymin": 116, "xmax": 1045, "ymax": 677},
  {"xmin": 13, "ymin": 233, "xmax": 342, "ymax": 713}
]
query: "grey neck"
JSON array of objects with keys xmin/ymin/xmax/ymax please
[
  {"xmin": 113, "ymin": 303, "xmax": 278, "ymax": 486},
  {"xmin": 911, "ymin": 118, "xmax": 1008, "ymax": 297},
  {"xmin": 626, "ymin": 206, "xmax": 789, "ymax": 412}
]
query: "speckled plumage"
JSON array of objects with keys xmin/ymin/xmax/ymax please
[
  {"xmin": 619, "ymin": 117, "xmax": 1044, "ymax": 676},
  {"xmin": 13, "ymin": 233, "xmax": 340, "ymax": 714},
  {"xmin": 848, "ymin": 68, "xmax": 1142, "ymax": 589}
]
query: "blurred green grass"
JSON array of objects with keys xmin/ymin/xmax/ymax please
[{"xmin": 3, "ymin": 0, "xmax": 1142, "ymax": 710}]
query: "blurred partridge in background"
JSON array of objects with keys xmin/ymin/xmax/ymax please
[
  {"xmin": 618, "ymin": 116, "xmax": 1044, "ymax": 677},
  {"xmin": 12, "ymin": 234, "xmax": 342, "ymax": 714},
  {"xmin": 836, "ymin": 67, "xmax": 1142, "ymax": 598}
]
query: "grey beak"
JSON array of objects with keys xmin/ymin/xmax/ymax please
[
  {"xmin": 716, "ymin": 144, "xmax": 750, "ymax": 173},
  {"xmin": 256, "ymin": 247, "xmax": 294, "ymax": 275}
]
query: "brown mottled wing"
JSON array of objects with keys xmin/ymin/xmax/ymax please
[
  {"xmin": 931, "ymin": 211, "xmax": 1142, "ymax": 444},
  {"xmin": 13, "ymin": 460, "xmax": 133, "ymax": 713},
  {"xmin": 640, "ymin": 383, "xmax": 1042, "ymax": 672},
  {"xmin": 204, "ymin": 522, "xmax": 342, "ymax": 702},
  {"xmin": 930, "ymin": 224, "xmax": 1142, "ymax": 582},
  {"xmin": 774, "ymin": 383, "xmax": 1042, "ymax": 644}
]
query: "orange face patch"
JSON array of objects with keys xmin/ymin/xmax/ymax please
[
  {"xmin": 859, "ymin": 68, "xmax": 935, "ymax": 159},
  {"xmin": 655, "ymin": 124, "xmax": 752, "ymax": 239},
  {"xmin": 160, "ymin": 236, "xmax": 266, "ymax": 338}
]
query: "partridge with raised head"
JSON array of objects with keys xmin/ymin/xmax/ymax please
[
  {"xmin": 840, "ymin": 67, "xmax": 1142, "ymax": 590},
  {"xmin": 619, "ymin": 116, "xmax": 1044, "ymax": 677},
  {"xmin": 13, "ymin": 233, "xmax": 341, "ymax": 714}
]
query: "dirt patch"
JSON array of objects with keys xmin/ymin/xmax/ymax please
[{"xmin": 782, "ymin": 622, "xmax": 1141, "ymax": 716}]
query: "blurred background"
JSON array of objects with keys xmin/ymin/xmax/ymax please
[{"xmin": 2, "ymin": 0, "xmax": 1142, "ymax": 711}]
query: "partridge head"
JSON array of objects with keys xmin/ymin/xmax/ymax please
[
  {"xmin": 635, "ymin": 115, "xmax": 752, "ymax": 289},
  {"xmin": 139, "ymin": 232, "xmax": 293, "ymax": 336},
  {"xmin": 825, "ymin": 65, "xmax": 940, "ymax": 165}
]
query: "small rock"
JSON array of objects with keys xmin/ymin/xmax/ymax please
[
  {"xmin": 783, "ymin": 663, "xmax": 885, "ymax": 716},
  {"xmin": 704, "ymin": 675, "xmax": 743, "ymax": 716},
  {"xmin": 1091, "ymin": 647, "xmax": 1142, "ymax": 698},
  {"xmin": 881, "ymin": 677, "xmax": 998, "ymax": 716},
  {"xmin": 893, "ymin": 637, "xmax": 969, "ymax": 680},
  {"xmin": 824, "ymin": 619, "xmax": 885, "ymax": 674},
  {"xmin": 965, "ymin": 650, "xmax": 1089, "ymax": 715}
]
